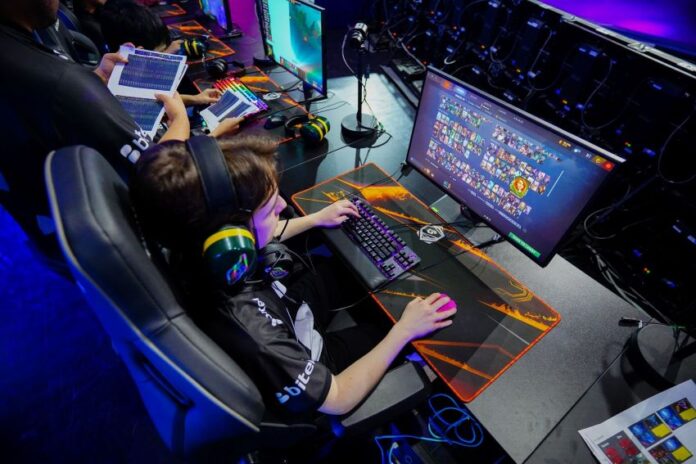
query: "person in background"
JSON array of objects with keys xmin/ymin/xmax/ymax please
[
  {"xmin": 73, "ymin": 0, "xmax": 108, "ymax": 52},
  {"xmin": 99, "ymin": 0, "xmax": 221, "ymax": 107},
  {"xmin": 0, "ymin": 0, "xmax": 191, "ymax": 262}
]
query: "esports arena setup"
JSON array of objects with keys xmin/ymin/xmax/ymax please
[{"xmin": 2, "ymin": 0, "xmax": 696, "ymax": 462}]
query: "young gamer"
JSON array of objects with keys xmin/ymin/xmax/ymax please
[{"xmin": 132, "ymin": 134, "xmax": 457, "ymax": 416}]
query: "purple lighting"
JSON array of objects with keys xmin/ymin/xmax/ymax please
[{"xmin": 541, "ymin": 0, "xmax": 696, "ymax": 54}]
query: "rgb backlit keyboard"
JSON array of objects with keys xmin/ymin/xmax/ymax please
[{"xmin": 342, "ymin": 195, "xmax": 421, "ymax": 281}]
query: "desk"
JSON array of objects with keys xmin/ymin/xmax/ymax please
[
  {"xmin": 275, "ymin": 75, "xmax": 645, "ymax": 463},
  {"xmin": 173, "ymin": 11, "xmax": 649, "ymax": 461}
]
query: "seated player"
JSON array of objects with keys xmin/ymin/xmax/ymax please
[
  {"xmin": 131, "ymin": 135, "xmax": 457, "ymax": 416},
  {"xmin": 0, "ymin": 0, "xmax": 189, "ymax": 261},
  {"xmin": 73, "ymin": 0, "xmax": 108, "ymax": 53},
  {"xmin": 99, "ymin": 0, "xmax": 223, "ymax": 107}
]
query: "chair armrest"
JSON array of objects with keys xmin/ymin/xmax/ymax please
[
  {"xmin": 335, "ymin": 361, "xmax": 431, "ymax": 436},
  {"xmin": 69, "ymin": 30, "xmax": 101, "ymax": 66}
]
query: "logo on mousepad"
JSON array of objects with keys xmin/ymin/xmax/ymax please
[
  {"xmin": 262, "ymin": 92, "xmax": 281, "ymax": 101},
  {"xmin": 419, "ymin": 225, "xmax": 445, "ymax": 244}
]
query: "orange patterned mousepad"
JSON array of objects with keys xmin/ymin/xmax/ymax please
[
  {"xmin": 152, "ymin": 3, "xmax": 186, "ymax": 18},
  {"xmin": 168, "ymin": 20, "xmax": 235, "ymax": 60},
  {"xmin": 292, "ymin": 163, "xmax": 561, "ymax": 402}
]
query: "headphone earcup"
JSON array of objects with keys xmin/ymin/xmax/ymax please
[
  {"xmin": 299, "ymin": 116, "xmax": 330, "ymax": 144},
  {"xmin": 203, "ymin": 226, "xmax": 257, "ymax": 286},
  {"xmin": 259, "ymin": 242, "xmax": 294, "ymax": 280},
  {"xmin": 206, "ymin": 58, "xmax": 228, "ymax": 79},
  {"xmin": 182, "ymin": 37, "xmax": 208, "ymax": 59}
]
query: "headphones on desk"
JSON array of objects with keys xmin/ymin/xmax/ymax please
[
  {"xmin": 205, "ymin": 58, "xmax": 228, "ymax": 79},
  {"xmin": 182, "ymin": 36, "xmax": 209, "ymax": 59},
  {"xmin": 187, "ymin": 136, "xmax": 294, "ymax": 287},
  {"xmin": 284, "ymin": 115, "xmax": 331, "ymax": 145}
]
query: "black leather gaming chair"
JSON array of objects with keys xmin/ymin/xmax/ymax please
[
  {"xmin": 36, "ymin": 4, "xmax": 101, "ymax": 66},
  {"xmin": 45, "ymin": 146, "xmax": 430, "ymax": 462}
]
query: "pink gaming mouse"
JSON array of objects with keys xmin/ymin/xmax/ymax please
[{"xmin": 436, "ymin": 294, "xmax": 457, "ymax": 312}]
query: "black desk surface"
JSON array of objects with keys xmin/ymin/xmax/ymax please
[
  {"xmin": 291, "ymin": 163, "xmax": 562, "ymax": 406},
  {"xmin": 173, "ymin": 15, "xmax": 653, "ymax": 462},
  {"xmin": 273, "ymin": 75, "xmax": 646, "ymax": 462}
]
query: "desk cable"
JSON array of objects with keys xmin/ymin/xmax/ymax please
[{"xmin": 374, "ymin": 393, "xmax": 484, "ymax": 464}]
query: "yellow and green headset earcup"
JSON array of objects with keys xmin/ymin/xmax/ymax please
[
  {"xmin": 202, "ymin": 226, "xmax": 257, "ymax": 286},
  {"xmin": 182, "ymin": 38, "xmax": 207, "ymax": 59},
  {"xmin": 300, "ymin": 116, "xmax": 330, "ymax": 143}
]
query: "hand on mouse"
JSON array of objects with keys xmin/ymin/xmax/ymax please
[{"xmin": 395, "ymin": 293, "xmax": 457, "ymax": 341}]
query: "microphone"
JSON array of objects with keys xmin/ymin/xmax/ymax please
[{"xmin": 348, "ymin": 22, "xmax": 369, "ymax": 50}]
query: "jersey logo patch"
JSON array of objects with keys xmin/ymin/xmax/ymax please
[
  {"xmin": 253, "ymin": 297, "xmax": 283, "ymax": 327},
  {"xmin": 275, "ymin": 360, "xmax": 316, "ymax": 404}
]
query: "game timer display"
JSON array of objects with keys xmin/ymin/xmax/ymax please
[
  {"xmin": 257, "ymin": 0, "xmax": 326, "ymax": 95},
  {"xmin": 407, "ymin": 67, "xmax": 626, "ymax": 266}
]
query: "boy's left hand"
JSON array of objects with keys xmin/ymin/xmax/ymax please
[
  {"xmin": 189, "ymin": 88, "xmax": 222, "ymax": 106},
  {"xmin": 312, "ymin": 199, "xmax": 360, "ymax": 228}
]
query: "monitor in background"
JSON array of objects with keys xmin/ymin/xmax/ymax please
[
  {"xmin": 198, "ymin": 0, "xmax": 240, "ymax": 37},
  {"xmin": 257, "ymin": 0, "xmax": 327, "ymax": 95},
  {"xmin": 407, "ymin": 67, "xmax": 625, "ymax": 266}
]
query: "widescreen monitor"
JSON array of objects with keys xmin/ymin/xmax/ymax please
[
  {"xmin": 407, "ymin": 67, "xmax": 625, "ymax": 266},
  {"xmin": 257, "ymin": 0, "xmax": 327, "ymax": 95}
]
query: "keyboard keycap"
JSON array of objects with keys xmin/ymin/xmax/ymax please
[{"xmin": 342, "ymin": 195, "xmax": 421, "ymax": 281}]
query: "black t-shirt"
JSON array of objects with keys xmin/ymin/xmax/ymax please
[
  {"xmin": 0, "ymin": 22, "xmax": 151, "ymax": 255},
  {"xmin": 201, "ymin": 283, "xmax": 334, "ymax": 419}
]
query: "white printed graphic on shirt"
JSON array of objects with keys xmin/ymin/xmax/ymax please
[
  {"xmin": 253, "ymin": 297, "xmax": 283, "ymax": 327},
  {"xmin": 272, "ymin": 281, "xmax": 324, "ymax": 361}
]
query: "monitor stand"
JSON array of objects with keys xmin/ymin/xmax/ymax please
[
  {"xmin": 627, "ymin": 324, "xmax": 696, "ymax": 388},
  {"xmin": 218, "ymin": 24, "xmax": 243, "ymax": 41},
  {"xmin": 253, "ymin": 53, "xmax": 275, "ymax": 68},
  {"xmin": 429, "ymin": 195, "xmax": 498, "ymax": 246},
  {"xmin": 302, "ymin": 82, "xmax": 314, "ymax": 112}
]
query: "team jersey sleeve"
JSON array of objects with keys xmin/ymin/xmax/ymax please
[
  {"xmin": 230, "ymin": 294, "xmax": 333, "ymax": 416},
  {"xmin": 53, "ymin": 68, "xmax": 152, "ymax": 171}
]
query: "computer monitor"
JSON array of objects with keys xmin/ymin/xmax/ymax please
[
  {"xmin": 407, "ymin": 67, "xmax": 625, "ymax": 266},
  {"xmin": 198, "ymin": 0, "xmax": 235, "ymax": 34},
  {"xmin": 257, "ymin": 0, "xmax": 327, "ymax": 95}
]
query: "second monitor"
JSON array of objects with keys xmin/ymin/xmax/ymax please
[
  {"xmin": 198, "ymin": 0, "xmax": 241, "ymax": 38},
  {"xmin": 257, "ymin": 0, "xmax": 327, "ymax": 96}
]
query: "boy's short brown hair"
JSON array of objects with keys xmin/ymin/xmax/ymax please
[{"xmin": 131, "ymin": 135, "xmax": 279, "ymax": 249}]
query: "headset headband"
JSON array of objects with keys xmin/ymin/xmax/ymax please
[{"xmin": 187, "ymin": 135, "xmax": 243, "ymax": 216}]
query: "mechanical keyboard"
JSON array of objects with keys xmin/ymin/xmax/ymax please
[{"xmin": 341, "ymin": 195, "xmax": 421, "ymax": 282}]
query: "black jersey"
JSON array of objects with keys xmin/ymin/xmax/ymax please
[
  {"xmin": 203, "ymin": 282, "xmax": 333, "ymax": 418},
  {"xmin": 0, "ymin": 22, "xmax": 151, "ymax": 255}
]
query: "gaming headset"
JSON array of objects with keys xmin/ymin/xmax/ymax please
[
  {"xmin": 284, "ymin": 115, "xmax": 331, "ymax": 145},
  {"xmin": 187, "ymin": 135, "xmax": 293, "ymax": 286},
  {"xmin": 181, "ymin": 36, "xmax": 209, "ymax": 59},
  {"xmin": 205, "ymin": 58, "xmax": 229, "ymax": 79}
]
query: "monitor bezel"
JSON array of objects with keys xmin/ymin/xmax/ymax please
[
  {"xmin": 405, "ymin": 66, "xmax": 625, "ymax": 267},
  {"xmin": 255, "ymin": 0, "xmax": 328, "ymax": 96},
  {"xmin": 200, "ymin": 0, "xmax": 234, "ymax": 33}
]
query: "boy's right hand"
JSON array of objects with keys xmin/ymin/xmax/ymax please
[
  {"xmin": 155, "ymin": 91, "xmax": 187, "ymax": 124},
  {"xmin": 210, "ymin": 116, "xmax": 244, "ymax": 138},
  {"xmin": 394, "ymin": 293, "xmax": 456, "ymax": 341}
]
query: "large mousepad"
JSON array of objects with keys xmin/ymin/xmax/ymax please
[{"xmin": 292, "ymin": 163, "xmax": 561, "ymax": 402}]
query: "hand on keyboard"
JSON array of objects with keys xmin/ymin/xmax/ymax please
[
  {"xmin": 395, "ymin": 293, "xmax": 457, "ymax": 340},
  {"xmin": 341, "ymin": 195, "xmax": 421, "ymax": 281},
  {"xmin": 312, "ymin": 199, "xmax": 360, "ymax": 228}
]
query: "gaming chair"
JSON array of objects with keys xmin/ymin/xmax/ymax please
[{"xmin": 44, "ymin": 145, "xmax": 431, "ymax": 461}]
